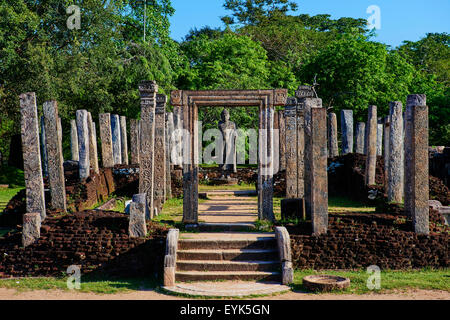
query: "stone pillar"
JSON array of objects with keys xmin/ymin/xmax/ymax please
[
  {"xmin": 22, "ymin": 212, "xmax": 41, "ymax": 247},
  {"xmin": 139, "ymin": 81, "xmax": 158, "ymax": 219},
  {"xmin": 388, "ymin": 102, "xmax": 404, "ymax": 203},
  {"xmin": 365, "ymin": 105, "xmax": 377, "ymax": 185},
  {"xmin": 132, "ymin": 193, "xmax": 150, "ymax": 220},
  {"xmin": 57, "ymin": 118, "xmax": 63, "ymax": 155},
  {"xmin": 70, "ymin": 119, "xmax": 79, "ymax": 161},
  {"xmin": 383, "ymin": 116, "xmax": 390, "ymax": 184},
  {"xmin": 154, "ymin": 94, "xmax": 167, "ymax": 215},
  {"xmin": 87, "ymin": 112, "xmax": 99, "ymax": 174},
  {"xmin": 355, "ymin": 122, "xmax": 366, "ymax": 154},
  {"xmin": 296, "ymin": 103, "xmax": 305, "ymax": 198},
  {"xmin": 130, "ymin": 119, "xmax": 140, "ymax": 165},
  {"xmin": 173, "ymin": 106, "xmax": 183, "ymax": 167},
  {"xmin": 120, "ymin": 116, "xmax": 129, "ymax": 165},
  {"xmin": 304, "ymin": 99, "xmax": 328, "ymax": 235},
  {"xmin": 99, "ymin": 113, "xmax": 114, "ymax": 168},
  {"xmin": 166, "ymin": 112, "xmax": 174, "ymax": 199},
  {"xmin": 328, "ymin": 113, "xmax": 339, "ymax": 157},
  {"xmin": 278, "ymin": 111, "xmax": 286, "ymax": 171},
  {"xmin": 340, "ymin": 110, "xmax": 353, "ymax": 154},
  {"xmin": 76, "ymin": 110, "xmax": 90, "ymax": 180},
  {"xmin": 284, "ymin": 98, "xmax": 298, "ymax": 198},
  {"xmin": 377, "ymin": 121, "xmax": 383, "ymax": 156},
  {"xmin": 19, "ymin": 92, "xmax": 46, "ymax": 220},
  {"xmin": 40, "ymin": 116, "xmax": 48, "ymax": 177},
  {"xmin": 404, "ymin": 95, "xmax": 428, "ymax": 234},
  {"xmin": 110, "ymin": 114, "xmax": 122, "ymax": 165},
  {"xmin": 43, "ymin": 101, "xmax": 67, "ymax": 211},
  {"xmin": 129, "ymin": 202, "xmax": 147, "ymax": 238}
]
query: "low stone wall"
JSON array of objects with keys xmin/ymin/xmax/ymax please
[
  {"xmin": 0, "ymin": 211, "xmax": 167, "ymax": 278},
  {"xmin": 285, "ymin": 211, "xmax": 449, "ymax": 270}
]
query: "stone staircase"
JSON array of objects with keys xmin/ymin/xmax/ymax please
[{"xmin": 175, "ymin": 232, "xmax": 281, "ymax": 282}]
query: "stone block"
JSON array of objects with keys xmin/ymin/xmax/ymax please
[
  {"xmin": 128, "ymin": 202, "xmax": 147, "ymax": 238},
  {"xmin": 22, "ymin": 212, "xmax": 41, "ymax": 247}
]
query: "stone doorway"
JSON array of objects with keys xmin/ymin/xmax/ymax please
[{"xmin": 170, "ymin": 89, "xmax": 287, "ymax": 223}]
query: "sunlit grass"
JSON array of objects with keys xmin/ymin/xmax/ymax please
[
  {"xmin": 293, "ymin": 268, "xmax": 450, "ymax": 294},
  {"xmin": 198, "ymin": 183, "xmax": 255, "ymax": 191}
]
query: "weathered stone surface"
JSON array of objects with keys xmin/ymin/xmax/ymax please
[
  {"xmin": 132, "ymin": 193, "xmax": 150, "ymax": 220},
  {"xmin": 43, "ymin": 101, "xmax": 67, "ymax": 211},
  {"xmin": 328, "ymin": 113, "xmax": 338, "ymax": 157},
  {"xmin": 172, "ymin": 106, "xmax": 183, "ymax": 167},
  {"xmin": 383, "ymin": 116, "xmax": 390, "ymax": 185},
  {"xmin": 22, "ymin": 212, "xmax": 41, "ymax": 247},
  {"xmin": 355, "ymin": 122, "xmax": 366, "ymax": 154},
  {"xmin": 275, "ymin": 226, "xmax": 293, "ymax": 285},
  {"xmin": 304, "ymin": 100, "xmax": 328, "ymax": 235},
  {"xmin": 70, "ymin": 119, "xmax": 79, "ymax": 161},
  {"xmin": 57, "ymin": 118, "xmax": 63, "ymax": 155},
  {"xmin": 388, "ymin": 102, "xmax": 404, "ymax": 203},
  {"xmin": 99, "ymin": 113, "xmax": 114, "ymax": 168},
  {"xmin": 139, "ymin": 81, "xmax": 158, "ymax": 219},
  {"xmin": 120, "ymin": 116, "xmax": 128, "ymax": 165},
  {"xmin": 128, "ymin": 202, "xmax": 147, "ymax": 238},
  {"xmin": 130, "ymin": 119, "xmax": 140, "ymax": 165},
  {"xmin": 365, "ymin": 105, "xmax": 377, "ymax": 185},
  {"xmin": 377, "ymin": 122, "xmax": 383, "ymax": 156},
  {"xmin": 405, "ymin": 94, "xmax": 426, "ymax": 220},
  {"xmin": 285, "ymin": 98, "xmax": 298, "ymax": 199},
  {"xmin": 76, "ymin": 110, "xmax": 90, "ymax": 180},
  {"xmin": 154, "ymin": 94, "xmax": 167, "ymax": 215},
  {"xmin": 166, "ymin": 112, "xmax": 174, "ymax": 199},
  {"xmin": 278, "ymin": 110, "xmax": 286, "ymax": 170},
  {"xmin": 340, "ymin": 110, "xmax": 353, "ymax": 154},
  {"xmin": 40, "ymin": 116, "xmax": 48, "ymax": 177},
  {"xmin": 19, "ymin": 92, "xmax": 46, "ymax": 220},
  {"xmin": 164, "ymin": 229, "xmax": 179, "ymax": 287},
  {"xmin": 296, "ymin": 102, "xmax": 304, "ymax": 199},
  {"xmin": 110, "ymin": 114, "xmax": 122, "ymax": 165},
  {"xmin": 410, "ymin": 104, "xmax": 429, "ymax": 234},
  {"xmin": 218, "ymin": 109, "xmax": 237, "ymax": 173},
  {"xmin": 87, "ymin": 112, "xmax": 99, "ymax": 174},
  {"xmin": 303, "ymin": 275, "xmax": 350, "ymax": 292}
]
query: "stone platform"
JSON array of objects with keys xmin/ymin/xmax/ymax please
[{"xmin": 163, "ymin": 281, "xmax": 290, "ymax": 298}]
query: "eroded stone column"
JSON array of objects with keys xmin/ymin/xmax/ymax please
[
  {"xmin": 328, "ymin": 113, "xmax": 339, "ymax": 157},
  {"xmin": 153, "ymin": 94, "xmax": 167, "ymax": 215},
  {"xmin": 130, "ymin": 119, "xmax": 140, "ymax": 165},
  {"xmin": 388, "ymin": 102, "xmax": 404, "ymax": 203},
  {"xmin": 120, "ymin": 116, "xmax": 128, "ymax": 165},
  {"xmin": 22, "ymin": 212, "xmax": 41, "ymax": 247},
  {"xmin": 129, "ymin": 202, "xmax": 147, "ymax": 238},
  {"xmin": 284, "ymin": 98, "xmax": 298, "ymax": 198},
  {"xmin": 43, "ymin": 101, "xmax": 67, "ymax": 211},
  {"xmin": 111, "ymin": 114, "xmax": 122, "ymax": 165},
  {"xmin": 355, "ymin": 122, "xmax": 366, "ymax": 154},
  {"xmin": 365, "ymin": 105, "xmax": 377, "ymax": 185},
  {"xmin": 19, "ymin": 92, "xmax": 46, "ymax": 220},
  {"xmin": 99, "ymin": 113, "xmax": 114, "ymax": 168},
  {"xmin": 278, "ymin": 111, "xmax": 286, "ymax": 171},
  {"xmin": 377, "ymin": 121, "xmax": 383, "ymax": 156},
  {"xmin": 139, "ymin": 81, "xmax": 158, "ymax": 219},
  {"xmin": 304, "ymin": 99, "xmax": 328, "ymax": 235},
  {"xmin": 76, "ymin": 110, "xmax": 90, "ymax": 180},
  {"xmin": 70, "ymin": 119, "xmax": 79, "ymax": 161},
  {"xmin": 340, "ymin": 110, "xmax": 353, "ymax": 154},
  {"xmin": 87, "ymin": 112, "xmax": 99, "ymax": 174},
  {"xmin": 166, "ymin": 112, "xmax": 174, "ymax": 198},
  {"xmin": 173, "ymin": 106, "xmax": 183, "ymax": 167},
  {"xmin": 383, "ymin": 116, "xmax": 390, "ymax": 184},
  {"xmin": 40, "ymin": 116, "xmax": 48, "ymax": 177}
]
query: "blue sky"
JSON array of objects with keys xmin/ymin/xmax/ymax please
[{"xmin": 169, "ymin": 0, "xmax": 450, "ymax": 47}]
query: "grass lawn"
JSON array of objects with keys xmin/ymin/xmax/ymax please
[
  {"xmin": 0, "ymin": 187, "xmax": 24, "ymax": 213},
  {"xmin": 0, "ymin": 276, "xmax": 160, "ymax": 294},
  {"xmin": 198, "ymin": 182, "xmax": 256, "ymax": 191},
  {"xmin": 0, "ymin": 166, "xmax": 25, "ymax": 188},
  {"xmin": 293, "ymin": 269, "xmax": 450, "ymax": 294}
]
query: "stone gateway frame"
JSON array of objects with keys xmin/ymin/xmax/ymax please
[{"xmin": 170, "ymin": 89, "xmax": 288, "ymax": 223}]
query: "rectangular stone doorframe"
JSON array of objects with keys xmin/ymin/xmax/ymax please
[{"xmin": 170, "ymin": 90, "xmax": 287, "ymax": 223}]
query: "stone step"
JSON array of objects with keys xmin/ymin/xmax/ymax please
[
  {"xmin": 178, "ymin": 238, "xmax": 277, "ymax": 250},
  {"xmin": 177, "ymin": 260, "xmax": 279, "ymax": 272},
  {"xmin": 196, "ymin": 223, "xmax": 256, "ymax": 232},
  {"xmin": 175, "ymin": 271, "xmax": 280, "ymax": 282},
  {"xmin": 177, "ymin": 248, "xmax": 278, "ymax": 261}
]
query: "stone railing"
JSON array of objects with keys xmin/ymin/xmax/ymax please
[
  {"xmin": 274, "ymin": 226, "xmax": 293, "ymax": 285},
  {"xmin": 163, "ymin": 229, "xmax": 179, "ymax": 287}
]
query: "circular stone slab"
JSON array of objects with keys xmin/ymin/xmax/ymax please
[
  {"xmin": 302, "ymin": 275, "xmax": 350, "ymax": 292},
  {"xmin": 163, "ymin": 281, "xmax": 291, "ymax": 298}
]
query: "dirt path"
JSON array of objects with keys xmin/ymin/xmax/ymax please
[{"xmin": 1, "ymin": 288, "xmax": 448, "ymax": 300}]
